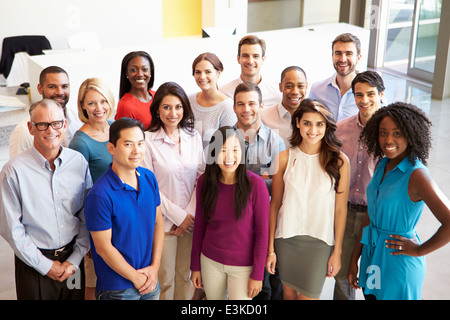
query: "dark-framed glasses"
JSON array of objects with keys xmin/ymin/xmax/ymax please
[{"xmin": 30, "ymin": 120, "xmax": 65, "ymax": 131}]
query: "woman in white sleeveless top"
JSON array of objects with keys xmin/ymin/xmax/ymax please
[{"xmin": 266, "ymin": 99, "xmax": 350, "ymax": 300}]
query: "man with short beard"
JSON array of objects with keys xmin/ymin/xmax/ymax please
[
  {"xmin": 308, "ymin": 33, "xmax": 362, "ymax": 122},
  {"xmin": 232, "ymin": 81, "xmax": 285, "ymax": 301}
]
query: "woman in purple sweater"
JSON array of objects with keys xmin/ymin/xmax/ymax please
[{"xmin": 190, "ymin": 126, "xmax": 270, "ymax": 300}]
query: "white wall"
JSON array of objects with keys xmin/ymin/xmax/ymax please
[
  {"xmin": 202, "ymin": 0, "xmax": 248, "ymax": 36},
  {"xmin": 0, "ymin": 0, "xmax": 163, "ymax": 53}
]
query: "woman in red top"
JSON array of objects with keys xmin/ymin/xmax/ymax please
[{"xmin": 115, "ymin": 51, "xmax": 156, "ymax": 129}]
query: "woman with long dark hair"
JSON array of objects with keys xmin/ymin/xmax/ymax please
[
  {"xmin": 190, "ymin": 126, "xmax": 270, "ymax": 300},
  {"xmin": 348, "ymin": 102, "xmax": 450, "ymax": 300},
  {"xmin": 142, "ymin": 82, "xmax": 204, "ymax": 300},
  {"xmin": 266, "ymin": 99, "xmax": 350, "ymax": 300},
  {"xmin": 115, "ymin": 51, "xmax": 155, "ymax": 129}
]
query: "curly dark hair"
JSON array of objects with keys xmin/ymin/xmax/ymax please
[{"xmin": 360, "ymin": 101, "xmax": 432, "ymax": 165}]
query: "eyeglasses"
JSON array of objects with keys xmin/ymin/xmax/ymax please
[{"xmin": 30, "ymin": 120, "xmax": 65, "ymax": 131}]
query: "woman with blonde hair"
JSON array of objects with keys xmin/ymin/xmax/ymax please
[{"xmin": 69, "ymin": 77, "xmax": 116, "ymax": 299}]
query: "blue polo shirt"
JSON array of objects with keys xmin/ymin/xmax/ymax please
[{"xmin": 85, "ymin": 165, "xmax": 160, "ymax": 291}]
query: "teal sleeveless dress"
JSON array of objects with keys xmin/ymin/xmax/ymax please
[{"xmin": 359, "ymin": 156, "xmax": 426, "ymax": 300}]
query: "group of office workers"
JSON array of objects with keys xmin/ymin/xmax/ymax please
[{"xmin": 0, "ymin": 32, "xmax": 449, "ymax": 301}]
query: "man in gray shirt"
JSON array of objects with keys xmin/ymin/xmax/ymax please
[{"xmin": 0, "ymin": 99, "xmax": 92, "ymax": 300}]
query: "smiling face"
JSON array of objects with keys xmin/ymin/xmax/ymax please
[
  {"xmin": 126, "ymin": 55, "xmax": 151, "ymax": 90},
  {"xmin": 280, "ymin": 69, "xmax": 308, "ymax": 113},
  {"xmin": 332, "ymin": 41, "xmax": 361, "ymax": 77},
  {"xmin": 28, "ymin": 102, "xmax": 67, "ymax": 155},
  {"xmin": 378, "ymin": 116, "xmax": 408, "ymax": 164},
  {"xmin": 296, "ymin": 112, "xmax": 326, "ymax": 146},
  {"xmin": 216, "ymin": 135, "xmax": 242, "ymax": 176},
  {"xmin": 82, "ymin": 89, "xmax": 111, "ymax": 124},
  {"xmin": 38, "ymin": 72, "xmax": 70, "ymax": 107},
  {"xmin": 237, "ymin": 44, "xmax": 265, "ymax": 79},
  {"xmin": 158, "ymin": 94, "xmax": 184, "ymax": 131},
  {"xmin": 193, "ymin": 59, "xmax": 220, "ymax": 91},
  {"xmin": 354, "ymin": 81, "xmax": 383, "ymax": 122}
]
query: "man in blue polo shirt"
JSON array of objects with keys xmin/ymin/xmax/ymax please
[{"xmin": 84, "ymin": 117, "xmax": 164, "ymax": 300}]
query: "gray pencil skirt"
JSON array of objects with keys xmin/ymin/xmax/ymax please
[{"xmin": 274, "ymin": 235, "xmax": 333, "ymax": 299}]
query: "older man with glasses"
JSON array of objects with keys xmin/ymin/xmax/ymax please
[
  {"xmin": 0, "ymin": 99, "xmax": 92, "ymax": 300},
  {"xmin": 8, "ymin": 65, "xmax": 82, "ymax": 158}
]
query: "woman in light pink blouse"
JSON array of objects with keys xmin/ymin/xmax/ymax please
[{"xmin": 142, "ymin": 82, "xmax": 204, "ymax": 300}]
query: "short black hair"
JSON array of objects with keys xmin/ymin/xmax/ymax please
[
  {"xmin": 360, "ymin": 102, "xmax": 432, "ymax": 165},
  {"xmin": 109, "ymin": 117, "xmax": 144, "ymax": 146}
]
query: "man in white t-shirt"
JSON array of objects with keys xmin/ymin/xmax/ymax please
[{"xmin": 221, "ymin": 35, "xmax": 280, "ymax": 109}]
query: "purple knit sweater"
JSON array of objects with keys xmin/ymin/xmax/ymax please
[{"xmin": 190, "ymin": 171, "xmax": 270, "ymax": 280}]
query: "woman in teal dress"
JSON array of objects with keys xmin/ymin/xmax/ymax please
[{"xmin": 347, "ymin": 102, "xmax": 450, "ymax": 300}]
